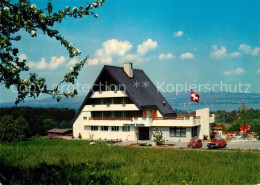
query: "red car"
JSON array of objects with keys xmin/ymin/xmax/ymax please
[
  {"xmin": 187, "ymin": 139, "xmax": 202, "ymax": 148},
  {"xmin": 207, "ymin": 138, "xmax": 227, "ymax": 149}
]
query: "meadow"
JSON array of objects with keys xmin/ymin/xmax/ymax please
[{"xmin": 0, "ymin": 139, "xmax": 260, "ymax": 185}]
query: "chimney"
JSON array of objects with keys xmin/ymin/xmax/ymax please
[
  {"xmin": 124, "ymin": 62, "xmax": 133, "ymax": 78},
  {"xmin": 162, "ymin": 101, "xmax": 166, "ymax": 107}
]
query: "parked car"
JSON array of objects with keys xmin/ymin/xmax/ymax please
[
  {"xmin": 188, "ymin": 139, "xmax": 202, "ymax": 148},
  {"xmin": 207, "ymin": 138, "xmax": 227, "ymax": 149}
]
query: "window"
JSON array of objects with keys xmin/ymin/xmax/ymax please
[
  {"xmin": 122, "ymin": 126, "xmax": 130, "ymax": 132},
  {"xmin": 101, "ymin": 126, "xmax": 108, "ymax": 131},
  {"xmin": 91, "ymin": 126, "xmax": 98, "ymax": 131},
  {"xmin": 192, "ymin": 126, "xmax": 198, "ymax": 137},
  {"xmin": 111, "ymin": 126, "xmax": 119, "ymax": 131},
  {"xmin": 83, "ymin": 117, "xmax": 87, "ymax": 120},
  {"xmin": 103, "ymin": 98, "xmax": 111, "ymax": 104},
  {"xmin": 170, "ymin": 127, "xmax": 186, "ymax": 137}
]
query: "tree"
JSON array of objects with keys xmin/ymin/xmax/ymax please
[
  {"xmin": 0, "ymin": 115, "xmax": 14, "ymax": 142},
  {"xmin": 0, "ymin": 115, "xmax": 30, "ymax": 142},
  {"xmin": 238, "ymin": 102, "xmax": 250, "ymax": 128},
  {"xmin": 13, "ymin": 116, "xmax": 31, "ymax": 141},
  {"xmin": 228, "ymin": 122, "xmax": 241, "ymax": 131},
  {"xmin": 41, "ymin": 118, "xmax": 57, "ymax": 134},
  {"xmin": 0, "ymin": 0, "xmax": 105, "ymax": 104}
]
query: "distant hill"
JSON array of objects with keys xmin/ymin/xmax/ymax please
[
  {"xmin": 164, "ymin": 92, "xmax": 260, "ymax": 111},
  {"xmin": 1, "ymin": 92, "xmax": 260, "ymax": 111},
  {"xmin": 0, "ymin": 96, "xmax": 85, "ymax": 110}
]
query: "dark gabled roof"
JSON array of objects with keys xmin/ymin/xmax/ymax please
[
  {"xmin": 104, "ymin": 65, "xmax": 176, "ymax": 116},
  {"xmin": 72, "ymin": 65, "xmax": 176, "ymax": 123}
]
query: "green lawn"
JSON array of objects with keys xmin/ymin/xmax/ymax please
[{"xmin": 0, "ymin": 139, "xmax": 260, "ymax": 185}]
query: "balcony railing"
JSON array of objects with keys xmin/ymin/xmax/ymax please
[
  {"xmin": 154, "ymin": 116, "xmax": 200, "ymax": 120},
  {"xmin": 177, "ymin": 114, "xmax": 195, "ymax": 117},
  {"xmin": 177, "ymin": 114, "xmax": 201, "ymax": 119},
  {"xmin": 154, "ymin": 117, "xmax": 185, "ymax": 120},
  {"xmin": 89, "ymin": 117, "xmax": 133, "ymax": 121}
]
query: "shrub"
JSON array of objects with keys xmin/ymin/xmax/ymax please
[
  {"xmin": 152, "ymin": 129, "xmax": 165, "ymax": 145},
  {"xmin": 203, "ymin": 135, "xmax": 208, "ymax": 140},
  {"xmin": 78, "ymin": 133, "xmax": 82, "ymax": 140}
]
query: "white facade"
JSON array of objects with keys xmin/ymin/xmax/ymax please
[{"xmin": 73, "ymin": 90, "xmax": 214, "ymax": 142}]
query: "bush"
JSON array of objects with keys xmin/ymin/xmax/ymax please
[
  {"xmin": 78, "ymin": 133, "xmax": 82, "ymax": 140},
  {"xmin": 203, "ymin": 135, "xmax": 208, "ymax": 140},
  {"xmin": 152, "ymin": 129, "xmax": 165, "ymax": 145}
]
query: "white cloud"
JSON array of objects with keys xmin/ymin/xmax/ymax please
[
  {"xmin": 66, "ymin": 58, "xmax": 78, "ymax": 67},
  {"xmin": 210, "ymin": 45, "xmax": 241, "ymax": 59},
  {"xmin": 173, "ymin": 30, "xmax": 184, "ymax": 37},
  {"xmin": 229, "ymin": 52, "xmax": 241, "ymax": 58},
  {"xmin": 239, "ymin": 44, "xmax": 251, "ymax": 54},
  {"xmin": 137, "ymin": 39, "xmax": 158, "ymax": 55},
  {"xmin": 234, "ymin": 68, "xmax": 245, "ymax": 74},
  {"xmin": 28, "ymin": 61, "xmax": 35, "ymax": 68},
  {"xmin": 91, "ymin": 38, "xmax": 158, "ymax": 65},
  {"xmin": 179, "ymin": 52, "xmax": 195, "ymax": 59},
  {"xmin": 100, "ymin": 56, "xmax": 112, "ymax": 64},
  {"xmin": 239, "ymin": 44, "xmax": 260, "ymax": 56},
  {"xmin": 49, "ymin": 56, "xmax": 65, "ymax": 69},
  {"xmin": 256, "ymin": 68, "xmax": 260, "ymax": 74},
  {"xmin": 95, "ymin": 49, "xmax": 104, "ymax": 57},
  {"xmin": 100, "ymin": 39, "xmax": 132, "ymax": 56},
  {"xmin": 19, "ymin": 54, "xmax": 27, "ymax": 61},
  {"xmin": 223, "ymin": 68, "xmax": 245, "ymax": 76},
  {"xmin": 34, "ymin": 58, "xmax": 48, "ymax": 70},
  {"xmin": 159, "ymin": 53, "xmax": 174, "ymax": 60},
  {"xmin": 90, "ymin": 39, "xmax": 133, "ymax": 66},
  {"xmin": 124, "ymin": 54, "xmax": 136, "ymax": 61},
  {"xmin": 223, "ymin": 71, "xmax": 232, "ymax": 76},
  {"xmin": 88, "ymin": 58, "xmax": 99, "ymax": 66},
  {"xmin": 251, "ymin": 47, "xmax": 260, "ymax": 56},
  {"xmin": 210, "ymin": 45, "xmax": 227, "ymax": 59},
  {"xmin": 29, "ymin": 56, "xmax": 66, "ymax": 70}
]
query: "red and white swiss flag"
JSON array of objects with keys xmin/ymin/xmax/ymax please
[{"xmin": 190, "ymin": 89, "xmax": 200, "ymax": 103}]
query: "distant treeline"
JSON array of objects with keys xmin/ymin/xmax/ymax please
[
  {"xmin": 213, "ymin": 108, "xmax": 260, "ymax": 135},
  {"xmin": 0, "ymin": 107, "xmax": 76, "ymax": 138}
]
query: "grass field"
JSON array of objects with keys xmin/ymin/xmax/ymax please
[{"xmin": 0, "ymin": 139, "xmax": 260, "ymax": 185}]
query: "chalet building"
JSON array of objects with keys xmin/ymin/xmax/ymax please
[{"xmin": 73, "ymin": 63, "xmax": 215, "ymax": 142}]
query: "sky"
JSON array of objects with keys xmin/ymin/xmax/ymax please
[{"xmin": 1, "ymin": 0, "xmax": 260, "ymax": 103}]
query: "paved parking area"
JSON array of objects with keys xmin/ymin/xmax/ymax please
[
  {"xmin": 167, "ymin": 141, "xmax": 260, "ymax": 150},
  {"xmin": 114, "ymin": 141, "xmax": 260, "ymax": 150}
]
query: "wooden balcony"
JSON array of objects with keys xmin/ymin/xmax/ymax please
[
  {"xmin": 89, "ymin": 117, "xmax": 133, "ymax": 121},
  {"xmin": 177, "ymin": 114, "xmax": 196, "ymax": 117},
  {"xmin": 155, "ymin": 115, "xmax": 200, "ymax": 120},
  {"xmin": 155, "ymin": 117, "xmax": 185, "ymax": 120}
]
